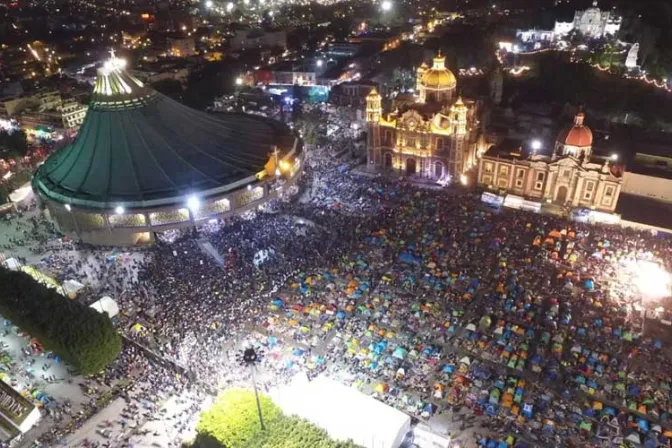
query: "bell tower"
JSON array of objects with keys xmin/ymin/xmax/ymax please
[
  {"xmin": 365, "ymin": 88, "xmax": 382, "ymax": 168},
  {"xmin": 366, "ymin": 88, "xmax": 382, "ymax": 123}
]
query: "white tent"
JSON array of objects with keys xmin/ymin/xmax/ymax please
[
  {"xmin": 8, "ymin": 182, "xmax": 33, "ymax": 204},
  {"xmin": 89, "ymin": 296, "xmax": 119, "ymax": 318},
  {"xmin": 63, "ymin": 279, "xmax": 85, "ymax": 298},
  {"xmin": 272, "ymin": 375, "xmax": 410, "ymax": 448},
  {"xmin": 2, "ymin": 258, "xmax": 21, "ymax": 271}
]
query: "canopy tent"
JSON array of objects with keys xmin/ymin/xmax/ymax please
[
  {"xmin": 271, "ymin": 375, "xmax": 410, "ymax": 448},
  {"xmin": 89, "ymin": 296, "xmax": 120, "ymax": 318},
  {"xmin": 8, "ymin": 182, "xmax": 33, "ymax": 204},
  {"xmin": 2, "ymin": 258, "xmax": 21, "ymax": 271},
  {"xmin": 62, "ymin": 279, "xmax": 85, "ymax": 298}
]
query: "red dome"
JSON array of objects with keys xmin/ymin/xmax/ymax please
[{"xmin": 557, "ymin": 112, "xmax": 593, "ymax": 147}]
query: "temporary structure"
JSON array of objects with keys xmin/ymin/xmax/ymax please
[
  {"xmin": 63, "ymin": 279, "xmax": 85, "ymax": 298},
  {"xmin": 89, "ymin": 296, "xmax": 120, "ymax": 318},
  {"xmin": 272, "ymin": 375, "xmax": 410, "ymax": 448}
]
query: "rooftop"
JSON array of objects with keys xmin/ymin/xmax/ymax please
[{"xmin": 33, "ymin": 55, "xmax": 298, "ymax": 210}]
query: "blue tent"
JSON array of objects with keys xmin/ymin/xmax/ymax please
[
  {"xmin": 628, "ymin": 385, "xmax": 641, "ymax": 397},
  {"xmin": 399, "ymin": 252, "xmax": 421, "ymax": 265},
  {"xmin": 293, "ymin": 348, "xmax": 304, "ymax": 356},
  {"xmin": 336, "ymin": 311, "xmax": 346, "ymax": 319},
  {"xmin": 272, "ymin": 298, "xmax": 284, "ymax": 307}
]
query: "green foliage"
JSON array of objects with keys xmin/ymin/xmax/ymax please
[
  {"xmin": 196, "ymin": 389, "xmax": 282, "ymax": 448},
  {"xmin": 0, "ymin": 268, "xmax": 121, "ymax": 374},
  {"xmin": 245, "ymin": 415, "xmax": 361, "ymax": 448},
  {"xmin": 195, "ymin": 389, "xmax": 360, "ymax": 448}
]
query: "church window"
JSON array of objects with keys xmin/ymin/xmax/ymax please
[
  {"xmin": 384, "ymin": 130, "xmax": 393, "ymax": 146},
  {"xmin": 484, "ymin": 162, "xmax": 493, "ymax": 173},
  {"xmin": 436, "ymin": 138, "xmax": 444, "ymax": 150},
  {"xmin": 516, "ymin": 169, "xmax": 525, "ymax": 179},
  {"xmin": 605, "ymin": 185, "xmax": 614, "ymax": 197},
  {"xmin": 515, "ymin": 169, "xmax": 525, "ymax": 188},
  {"xmin": 584, "ymin": 181, "xmax": 595, "ymax": 199},
  {"xmin": 499, "ymin": 165, "xmax": 509, "ymax": 176},
  {"xmin": 407, "ymin": 136, "xmax": 417, "ymax": 148},
  {"xmin": 563, "ymin": 169, "xmax": 570, "ymax": 179},
  {"xmin": 534, "ymin": 172, "xmax": 545, "ymax": 190}
]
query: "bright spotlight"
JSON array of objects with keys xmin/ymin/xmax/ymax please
[
  {"xmin": 381, "ymin": 0, "xmax": 392, "ymax": 11},
  {"xmin": 275, "ymin": 168, "xmax": 281, "ymax": 176},
  {"xmin": 623, "ymin": 258, "xmax": 672, "ymax": 304},
  {"xmin": 531, "ymin": 140, "xmax": 542, "ymax": 151},
  {"xmin": 610, "ymin": 153, "xmax": 619, "ymax": 161},
  {"xmin": 226, "ymin": 1, "xmax": 233, "ymax": 11},
  {"xmin": 235, "ymin": 77, "xmax": 243, "ymax": 86},
  {"xmin": 316, "ymin": 59, "xmax": 323, "ymax": 68},
  {"xmin": 460, "ymin": 174, "xmax": 468, "ymax": 186},
  {"xmin": 115, "ymin": 205, "xmax": 125, "ymax": 215},
  {"xmin": 187, "ymin": 195, "xmax": 200, "ymax": 211},
  {"xmin": 64, "ymin": 204, "xmax": 71, "ymax": 212},
  {"xmin": 205, "ymin": 0, "xmax": 213, "ymax": 7}
]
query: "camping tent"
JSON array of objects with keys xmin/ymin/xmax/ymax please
[
  {"xmin": 89, "ymin": 296, "xmax": 119, "ymax": 318},
  {"xmin": 63, "ymin": 279, "xmax": 85, "ymax": 298},
  {"xmin": 271, "ymin": 375, "xmax": 410, "ymax": 448}
]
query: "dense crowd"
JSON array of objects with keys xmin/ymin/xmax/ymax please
[{"xmin": 2, "ymin": 105, "xmax": 672, "ymax": 447}]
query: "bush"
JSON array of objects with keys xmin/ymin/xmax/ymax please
[
  {"xmin": 195, "ymin": 389, "xmax": 360, "ymax": 448},
  {"xmin": 246, "ymin": 415, "xmax": 361, "ymax": 448},
  {"xmin": 0, "ymin": 268, "xmax": 121, "ymax": 374}
]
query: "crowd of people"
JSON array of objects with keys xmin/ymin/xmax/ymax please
[{"xmin": 1, "ymin": 104, "xmax": 672, "ymax": 447}]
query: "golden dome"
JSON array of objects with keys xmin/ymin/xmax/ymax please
[{"xmin": 420, "ymin": 54, "xmax": 456, "ymax": 90}]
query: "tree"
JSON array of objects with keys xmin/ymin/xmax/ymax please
[
  {"xmin": 196, "ymin": 389, "xmax": 282, "ymax": 448},
  {"xmin": 0, "ymin": 268, "xmax": 121, "ymax": 374},
  {"xmin": 194, "ymin": 389, "xmax": 360, "ymax": 448}
]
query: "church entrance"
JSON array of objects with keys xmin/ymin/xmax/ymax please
[
  {"xmin": 556, "ymin": 185, "xmax": 568, "ymax": 204},
  {"xmin": 406, "ymin": 158, "xmax": 416, "ymax": 176},
  {"xmin": 434, "ymin": 162, "xmax": 444, "ymax": 179},
  {"xmin": 384, "ymin": 153, "xmax": 392, "ymax": 169}
]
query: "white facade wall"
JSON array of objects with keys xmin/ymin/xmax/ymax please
[{"xmin": 622, "ymin": 172, "xmax": 672, "ymax": 203}]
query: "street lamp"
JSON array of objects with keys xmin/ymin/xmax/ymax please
[
  {"xmin": 187, "ymin": 195, "xmax": 200, "ymax": 212},
  {"xmin": 236, "ymin": 347, "xmax": 265, "ymax": 430},
  {"xmin": 610, "ymin": 153, "xmax": 619, "ymax": 162},
  {"xmin": 115, "ymin": 205, "xmax": 125, "ymax": 215},
  {"xmin": 381, "ymin": 0, "xmax": 392, "ymax": 11}
]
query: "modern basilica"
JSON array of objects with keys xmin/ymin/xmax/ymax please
[
  {"xmin": 365, "ymin": 52, "xmax": 477, "ymax": 181},
  {"xmin": 477, "ymin": 113, "xmax": 623, "ymax": 212}
]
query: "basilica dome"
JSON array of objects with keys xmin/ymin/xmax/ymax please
[
  {"xmin": 557, "ymin": 112, "xmax": 593, "ymax": 148},
  {"xmin": 420, "ymin": 54, "xmax": 457, "ymax": 90}
]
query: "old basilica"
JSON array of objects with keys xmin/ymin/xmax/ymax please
[{"xmin": 365, "ymin": 52, "xmax": 477, "ymax": 181}]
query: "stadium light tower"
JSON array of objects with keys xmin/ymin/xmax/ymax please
[
  {"xmin": 381, "ymin": 0, "xmax": 392, "ymax": 11},
  {"xmin": 236, "ymin": 347, "xmax": 265, "ymax": 430}
]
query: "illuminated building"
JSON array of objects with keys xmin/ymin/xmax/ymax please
[
  {"xmin": 33, "ymin": 54, "xmax": 303, "ymax": 246},
  {"xmin": 365, "ymin": 52, "xmax": 476, "ymax": 180},
  {"xmin": 477, "ymin": 113, "xmax": 622, "ymax": 212},
  {"xmin": 554, "ymin": 1, "xmax": 621, "ymax": 39},
  {"xmin": 167, "ymin": 36, "xmax": 196, "ymax": 57}
]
